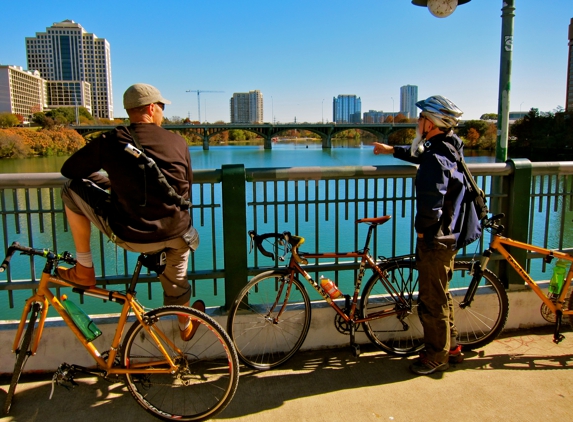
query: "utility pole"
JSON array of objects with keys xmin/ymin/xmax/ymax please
[{"xmin": 186, "ymin": 90, "xmax": 223, "ymax": 123}]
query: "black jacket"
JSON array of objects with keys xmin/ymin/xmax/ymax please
[
  {"xmin": 61, "ymin": 123, "xmax": 193, "ymax": 243},
  {"xmin": 393, "ymin": 132, "xmax": 482, "ymax": 250}
]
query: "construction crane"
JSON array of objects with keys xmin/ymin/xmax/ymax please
[{"xmin": 186, "ymin": 90, "xmax": 223, "ymax": 123}]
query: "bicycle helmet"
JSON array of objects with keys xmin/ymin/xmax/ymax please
[{"xmin": 416, "ymin": 95, "xmax": 463, "ymax": 128}]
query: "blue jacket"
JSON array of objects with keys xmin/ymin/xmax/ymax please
[{"xmin": 393, "ymin": 132, "xmax": 482, "ymax": 250}]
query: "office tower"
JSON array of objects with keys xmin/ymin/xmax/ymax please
[
  {"xmin": 333, "ymin": 95, "xmax": 361, "ymax": 123},
  {"xmin": 0, "ymin": 65, "xmax": 47, "ymax": 122},
  {"xmin": 567, "ymin": 18, "xmax": 573, "ymax": 112},
  {"xmin": 230, "ymin": 90, "xmax": 263, "ymax": 123},
  {"xmin": 400, "ymin": 85, "xmax": 418, "ymax": 119},
  {"xmin": 25, "ymin": 20, "xmax": 113, "ymax": 119}
]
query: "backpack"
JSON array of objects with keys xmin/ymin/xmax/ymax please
[
  {"xmin": 125, "ymin": 126, "xmax": 192, "ymax": 211},
  {"xmin": 457, "ymin": 158, "xmax": 489, "ymax": 222},
  {"xmin": 426, "ymin": 136, "xmax": 488, "ymax": 248}
]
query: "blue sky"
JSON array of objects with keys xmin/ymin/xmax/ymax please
[{"xmin": 1, "ymin": 0, "xmax": 571, "ymax": 122}]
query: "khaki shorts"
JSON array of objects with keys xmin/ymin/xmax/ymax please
[{"xmin": 61, "ymin": 179, "xmax": 193, "ymax": 306}]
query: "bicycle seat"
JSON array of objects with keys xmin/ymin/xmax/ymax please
[
  {"xmin": 356, "ymin": 216, "xmax": 392, "ymax": 225},
  {"xmin": 140, "ymin": 250, "xmax": 167, "ymax": 275}
]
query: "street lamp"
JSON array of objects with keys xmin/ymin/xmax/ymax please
[
  {"xmin": 391, "ymin": 97, "xmax": 395, "ymax": 126},
  {"xmin": 322, "ymin": 99, "xmax": 324, "ymax": 124},
  {"xmin": 412, "ymin": 0, "xmax": 514, "ymax": 163}
]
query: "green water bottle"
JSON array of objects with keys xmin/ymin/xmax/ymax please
[
  {"xmin": 548, "ymin": 259, "xmax": 569, "ymax": 296},
  {"xmin": 61, "ymin": 294, "xmax": 102, "ymax": 342}
]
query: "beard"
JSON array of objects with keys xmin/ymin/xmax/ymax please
[{"xmin": 410, "ymin": 126, "xmax": 425, "ymax": 157}]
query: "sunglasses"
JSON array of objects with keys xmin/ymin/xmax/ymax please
[{"xmin": 155, "ymin": 102, "xmax": 165, "ymax": 111}]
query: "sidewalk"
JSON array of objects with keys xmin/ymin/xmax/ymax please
[{"xmin": 2, "ymin": 326, "xmax": 573, "ymax": 422}]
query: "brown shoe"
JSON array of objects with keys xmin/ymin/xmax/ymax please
[
  {"xmin": 180, "ymin": 300, "xmax": 206, "ymax": 341},
  {"xmin": 56, "ymin": 263, "xmax": 96, "ymax": 287}
]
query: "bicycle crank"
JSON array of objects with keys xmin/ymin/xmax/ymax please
[{"xmin": 334, "ymin": 313, "xmax": 351, "ymax": 334}]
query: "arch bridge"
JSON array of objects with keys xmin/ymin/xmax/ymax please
[{"xmin": 72, "ymin": 123, "xmax": 418, "ymax": 150}]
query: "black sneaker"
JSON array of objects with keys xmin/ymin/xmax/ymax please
[{"xmin": 409, "ymin": 357, "xmax": 449, "ymax": 375}]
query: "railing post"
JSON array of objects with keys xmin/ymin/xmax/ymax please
[
  {"xmin": 221, "ymin": 164, "xmax": 248, "ymax": 309},
  {"xmin": 505, "ymin": 158, "xmax": 532, "ymax": 289}
]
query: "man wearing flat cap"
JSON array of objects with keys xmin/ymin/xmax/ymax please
[{"xmin": 58, "ymin": 83, "xmax": 204, "ymax": 341}]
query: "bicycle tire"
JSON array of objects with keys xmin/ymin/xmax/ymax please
[
  {"xmin": 568, "ymin": 293, "xmax": 573, "ymax": 327},
  {"xmin": 452, "ymin": 262, "xmax": 508, "ymax": 349},
  {"xmin": 3, "ymin": 303, "xmax": 40, "ymax": 415},
  {"xmin": 361, "ymin": 260, "xmax": 425, "ymax": 355},
  {"xmin": 122, "ymin": 305, "xmax": 239, "ymax": 422},
  {"xmin": 227, "ymin": 270, "xmax": 311, "ymax": 370}
]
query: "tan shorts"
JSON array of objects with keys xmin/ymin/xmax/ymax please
[{"xmin": 61, "ymin": 179, "xmax": 192, "ymax": 306}]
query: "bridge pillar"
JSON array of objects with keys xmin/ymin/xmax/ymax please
[
  {"xmin": 263, "ymin": 136, "xmax": 273, "ymax": 150},
  {"xmin": 202, "ymin": 135, "xmax": 209, "ymax": 151},
  {"xmin": 321, "ymin": 135, "xmax": 332, "ymax": 149}
]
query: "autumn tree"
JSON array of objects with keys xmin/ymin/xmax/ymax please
[
  {"xmin": 0, "ymin": 112, "xmax": 21, "ymax": 128},
  {"xmin": 0, "ymin": 130, "xmax": 29, "ymax": 158}
]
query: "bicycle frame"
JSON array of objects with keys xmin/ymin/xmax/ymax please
[
  {"xmin": 282, "ymin": 222, "xmax": 411, "ymax": 325},
  {"xmin": 482, "ymin": 234, "xmax": 573, "ymax": 317},
  {"xmin": 12, "ymin": 261, "xmax": 185, "ymax": 376}
]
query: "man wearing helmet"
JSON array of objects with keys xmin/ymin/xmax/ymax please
[{"xmin": 373, "ymin": 95, "xmax": 481, "ymax": 375}]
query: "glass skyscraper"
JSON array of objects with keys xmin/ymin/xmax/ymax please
[
  {"xmin": 333, "ymin": 95, "xmax": 361, "ymax": 123},
  {"xmin": 400, "ymin": 85, "xmax": 418, "ymax": 119}
]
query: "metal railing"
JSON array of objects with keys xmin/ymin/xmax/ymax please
[{"xmin": 1, "ymin": 159, "xmax": 572, "ymax": 315}]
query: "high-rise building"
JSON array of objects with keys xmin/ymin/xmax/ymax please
[
  {"xmin": 400, "ymin": 85, "xmax": 418, "ymax": 119},
  {"xmin": 333, "ymin": 95, "xmax": 361, "ymax": 123},
  {"xmin": 230, "ymin": 90, "xmax": 263, "ymax": 123},
  {"xmin": 362, "ymin": 110, "xmax": 400, "ymax": 123},
  {"xmin": 0, "ymin": 65, "xmax": 47, "ymax": 122},
  {"xmin": 25, "ymin": 20, "xmax": 113, "ymax": 119},
  {"xmin": 566, "ymin": 18, "xmax": 573, "ymax": 112}
]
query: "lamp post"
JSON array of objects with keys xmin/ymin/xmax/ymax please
[
  {"xmin": 322, "ymin": 99, "xmax": 324, "ymax": 124},
  {"xmin": 412, "ymin": 0, "xmax": 515, "ymax": 162},
  {"xmin": 391, "ymin": 97, "xmax": 395, "ymax": 126}
]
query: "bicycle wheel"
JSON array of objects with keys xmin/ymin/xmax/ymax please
[
  {"xmin": 452, "ymin": 262, "xmax": 508, "ymax": 349},
  {"xmin": 122, "ymin": 305, "xmax": 239, "ymax": 422},
  {"xmin": 3, "ymin": 303, "xmax": 40, "ymax": 415},
  {"xmin": 227, "ymin": 270, "xmax": 311, "ymax": 370},
  {"xmin": 361, "ymin": 260, "xmax": 425, "ymax": 355},
  {"xmin": 568, "ymin": 292, "xmax": 573, "ymax": 327}
]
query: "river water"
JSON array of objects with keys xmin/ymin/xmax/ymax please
[{"xmin": 1, "ymin": 141, "xmax": 498, "ymax": 320}]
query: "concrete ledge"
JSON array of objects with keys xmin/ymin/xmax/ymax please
[{"xmin": 0, "ymin": 283, "xmax": 558, "ymax": 375}]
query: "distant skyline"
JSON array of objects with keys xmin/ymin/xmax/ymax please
[{"xmin": 1, "ymin": 0, "xmax": 571, "ymax": 123}]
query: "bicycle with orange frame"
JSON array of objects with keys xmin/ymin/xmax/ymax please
[
  {"xmin": 2, "ymin": 241, "xmax": 239, "ymax": 421},
  {"xmin": 459, "ymin": 213, "xmax": 573, "ymax": 344}
]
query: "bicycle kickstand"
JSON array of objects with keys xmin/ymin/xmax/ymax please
[
  {"xmin": 349, "ymin": 322, "xmax": 361, "ymax": 358},
  {"xmin": 50, "ymin": 363, "xmax": 79, "ymax": 399},
  {"xmin": 553, "ymin": 311, "xmax": 565, "ymax": 344}
]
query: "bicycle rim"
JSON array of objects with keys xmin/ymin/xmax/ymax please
[
  {"xmin": 3, "ymin": 303, "xmax": 40, "ymax": 415},
  {"xmin": 227, "ymin": 271, "xmax": 311, "ymax": 370},
  {"xmin": 452, "ymin": 262, "xmax": 508, "ymax": 349},
  {"xmin": 122, "ymin": 306, "xmax": 239, "ymax": 422},
  {"xmin": 361, "ymin": 260, "xmax": 424, "ymax": 355}
]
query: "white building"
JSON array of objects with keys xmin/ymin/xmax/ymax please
[
  {"xmin": 230, "ymin": 90, "xmax": 263, "ymax": 123},
  {"xmin": 400, "ymin": 85, "xmax": 418, "ymax": 119},
  {"xmin": 26, "ymin": 20, "xmax": 113, "ymax": 119},
  {"xmin": 0, "ymin": 65, "xmax": 47, "ymax": 122}
]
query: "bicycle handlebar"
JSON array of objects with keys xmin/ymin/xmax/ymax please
[
  {"xmin": 482, "ymin": 213, "xmax": 505, "ymax": 235},
  {"xmin": 248, "ymin": 230, "xmax": 307, "ymax": 264},
  {"xmin": 0, "ymin": 241, "xmax": 76, "ymax": 273}
]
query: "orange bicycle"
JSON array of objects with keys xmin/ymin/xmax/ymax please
[
  {"xmin": 460, "ymin": 213, "xmax": 573, "ymax": 344},
  {"xmin": 2, "ymin": 241, "xmax": 239, "ymax": 421}
]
